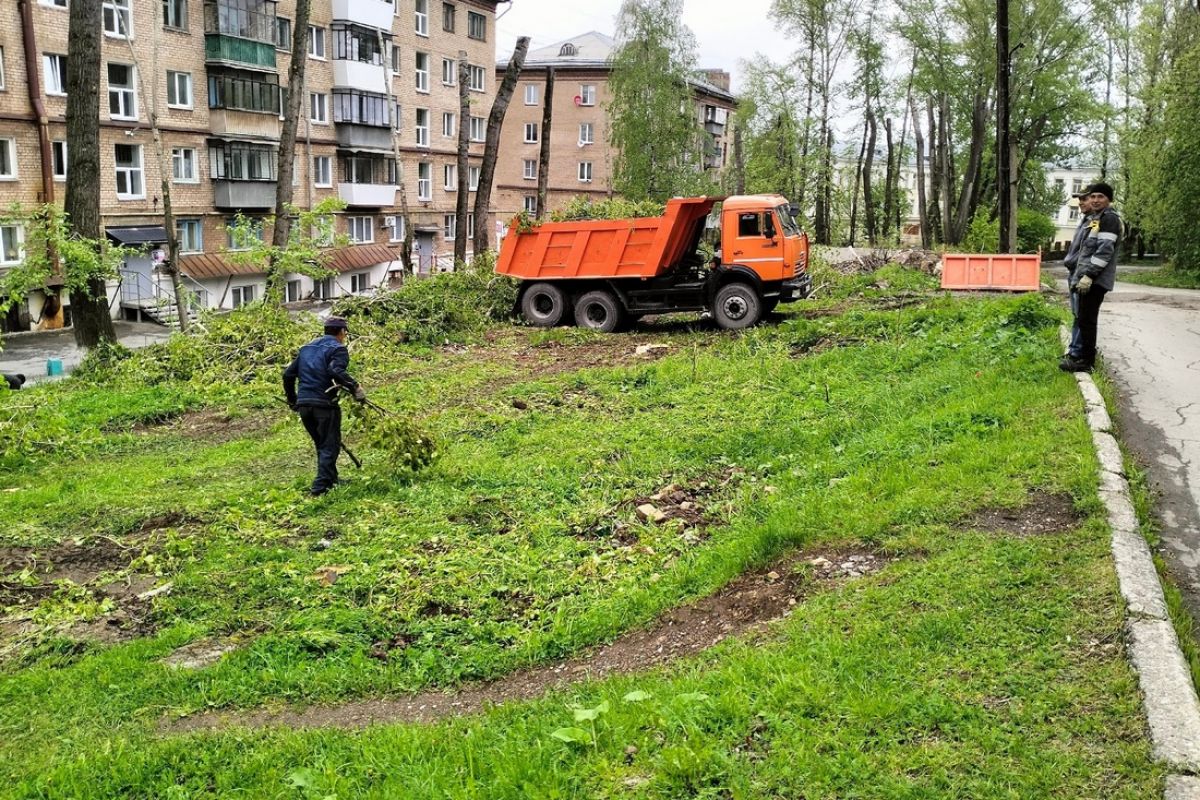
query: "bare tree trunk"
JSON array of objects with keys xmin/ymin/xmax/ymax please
[
  {"xmin": 882, "ymin": 117, "xmax": 895, "ymax": 244},
  {"xmin": 996, "ymin": 0, "xmax": 1015, "ymax": 252},
  {"xmin": 911, "ymin": 99, "xmax": 930, "ymax": 249},
  {"xmin": 863, "ymin": 108, "xmax": 878, "ymax": 245},
  {"xmin": 65, "ymin": 0, "xmax": 114, "ymax": 346},
  {"xmin": 474, "ymin": 36, "xmax": 529, "ymax": 254},
  {"xmin": 926, "ymin": 98, "xmax": 943, "ymax": 244},
  {"xmin": 454, "ymin": 52, "xmax": 470, "ymax": 264},
  {"xmin": 848, "ymin": 124, "xmax": 867, "ymax": 246},
  {"xmin": 950, "ymin": 89, "xmax": 988, "ymax": 245},
  {"xmin": 269, "ymin": 0, "xmax": 312, "ymax": 300},
  {"xmin": 733, "ymin": 123, "xmax": 746, "ymax": 195},
  {"xmin": 535, "ymin": 67, "xmax": 554, "ymax": 217},
  {"xmin": 937, "ymin": 93, "xmax": 954, "ymax": 242},
  {"xmin": 379, "ymin": 31, "xmax": 412, "ymax": 273}
]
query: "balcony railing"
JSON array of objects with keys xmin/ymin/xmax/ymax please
[
  {"xmin": 209, "ymin": 73, "xmax": 283, "ymax": 114},
  {"xmin": 203, "ymin": 0, "xmax": 277, "ymax": 43}
]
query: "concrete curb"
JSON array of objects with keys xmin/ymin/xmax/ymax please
[{"xmin": 1062, "ymin": 326, "xmax": 1200, "ymax": 785}]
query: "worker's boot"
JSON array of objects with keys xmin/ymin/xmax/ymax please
[{"xmin": 1058, "ymin": 356, "xmax": 1093, "ymax": 373}]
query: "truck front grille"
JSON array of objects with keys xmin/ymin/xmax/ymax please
[{"xmin": 794, "ymin": 252, "xmax": 807, "ymax": 276}]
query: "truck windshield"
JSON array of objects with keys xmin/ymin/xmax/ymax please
[{"xmin": 774, "ymin": 205, "xmax": 801, "ymax": 237}]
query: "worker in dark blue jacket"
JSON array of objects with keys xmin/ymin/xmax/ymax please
[{"xmin": 283, "ymin": 317, "xmax": 366, "ymax": 496}]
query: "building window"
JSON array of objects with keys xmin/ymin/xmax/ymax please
[
  {"xmin": 1072, "ymin": 178, "xmax": 1084, "ymax": 195},
  {"xmin": 469, "ymin": 116, "xmax": 485, "ymax": 142},
  {"xmin": 415, "ymin": 52, "xmax": 429, "ymax": 92},
  {"xmin": 104, "ymin": 0, "xmax": 132, "ymax": 37},
  {"xmin": 44, "ymin": 54, "xmax": 67, "ymax": 96},
  {"xmin": 579, "ymin": 122, "xmax": 594, "ymax": 145},
  {"xmin": 524, "ymin": 84, "xmax": 538, "ymax": 105},
  {"xmin": 387, "ymin": 215, "xmax": 405, "ymax": 241},
  {"xmin": 390, "ymin": 42, "xmax": 401, "ymax": 74},
  {"xmin": 467, "ymin": 10, "xmax": 485, "ymax": 40},
  {"xmin": 341, "ymin": 154, "xmax": 397, "ymax": 185},
  {"xmin": 275, "ymin": 17, "xmax": 291, "ymax": 49},
  {"xmin": 415, "ymin": 108, "xmax": 429, "ymax": 146},
  {"xmin": 309, "ymin": 92, "xmax": 328, "ymax": 124},
  {"xmin": 442, "ymin": 57, "xmax": 455, "ymax": 86},
  {"xmin": 172, "ymin": 147, "xmax": 198, "ymax": 182},
  {"xmin": 468, "ymin": 165, "xmax": 479, "ymax": 192},
  {"xmin": 51, "ymin": 141, "xmax": 67, "ymax": 180},
  {"xmin": 415, "ymin": 0, "xmax": 428, "ymax": 35},
  {"xmin": 348, "ymin": 216, "xmax": 374, "ymax": 243},
  {"xmin": 441, "ymin": 111, "xmax": 455, "ymax": 138},
  {"xmin": 114, "ymin": 143, "xmax": 144, "ymax": 199},
  {"xmin": 0, "ymin": 140, "xmax": 16, "ymax": 180},
  {"xmin": 308, "ymin": 25, "xmax": 326, "ymax": 59},
  {"xmin": 523, "ymin": 159, "xmax": 536, "ymax": 180},
  {"xmin": 313, "ymin": 155, "xmax": 331, "ymax": 187},
  {"xmin": 176, "ymin": 219, "xmax": 202, "ymax": 252},
  {"xmin": 417, "ymin": 162, "xmax": 431, "ymax": 200},
  {"xmin": 285, "ymin": 279, "xmax": 302, "ymax": 303},
  {"xmin": 1069, "ymin": 206, "xmax": 1080, "ymax": 221},
  {"xmin": 523, "ymin": 122, "xmax": 538, "ymax": 143},
  {"xmin": 443, "ymin": 214, "xmax": 456, "ymax": 240},
  {"xmin": 351, "ymin": 271, "xmax": 372, "ymax": 293},
  {"xmin": 0, "ymin": 47, "xmax": 5, "ymax": 90},
  {"xmin": 332, "ymin": 90, "xmax": 392, "ymax": 127},
  {"xmin": 313, "ymin": 276, "xmax": 332, "ymax": 299},
  {"xmin": 559, "ymin": 43, "xmax": 577, "ymax": 57},
  {"xmin": 580, "ymin": 84, "xmax": 596, "ymax": 106},
  {"xmin": 468, "ymin": 64, "xmax": 485, "ymax": 92},
  {"xmin": 167, "ymin": 71, "xmax": 192, "ymax": 108},
  {"xmin": 41, "ymin": 0, "xmax": 68, "ymax": 6},
  {"xmin": 230, "ymin": 285, "xmax": 255, "ymax": 308},
  {"xmin": 0, "ymin": 225, "xmax": 24, "ymax": 264},
  {"xmin": 208, "ymin": 71, "xmax": 282, "ymax": 114},
  {"xmin": 107, "ymin": 63, "xmax": 137, "ymax": 119},
  {"xmin": 578, "ymin": 161, "xmax": 592, "ymax": 182},
  {"xmin": 163, "ymin": 0, "xmax": 187, "ymax": 30},
  {"xmin": 523, "ymin": 195, "xmax": 536, "ymax": 213},
  {"xmin": 443, "ymin": 164, "xmax": 456, "ymax": 190},
  {"xmin": 442, "ymin": 2, "xmax": 455, "ymax": 31},
  {"xmin": 210, "ymin": 142, "xmax": 276, "ymax": 180},
  {"xmin": 226, "ymin": 217, "xmax": 264, "ymax": 250}
]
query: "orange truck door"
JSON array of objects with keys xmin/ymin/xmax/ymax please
[{"xmin": 725, "ymin": 210, "xmax": 781, "ymax": 279}]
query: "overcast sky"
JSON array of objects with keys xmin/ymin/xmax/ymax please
[{"xmin": 495, "ymin": 0, "xmax": 796, "ymax": 94}]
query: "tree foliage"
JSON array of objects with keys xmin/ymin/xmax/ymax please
[{"xmin": 224, "ymin": 198, "xmax": 348, "ymax": 304}]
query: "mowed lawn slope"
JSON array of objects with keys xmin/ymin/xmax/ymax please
[{"xmin": 0, "ymin": 268, "xmax": 1162, "ymax": 798}]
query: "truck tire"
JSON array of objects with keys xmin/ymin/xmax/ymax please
[
  {"xmin": 574, "ymin": 290, "xmax": 624, "ymax": 333},
  {"xmin": 521, "ymin": 282, "xmax": 568, "ymax": 327},
  {"xmin": 713, "ymin": 283, "xmax": 762, "ymax": 330}
]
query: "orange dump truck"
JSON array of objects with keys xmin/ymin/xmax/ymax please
[{"xmin": 495, "ymin": 195, "xmax": 811, "ymax": 331}]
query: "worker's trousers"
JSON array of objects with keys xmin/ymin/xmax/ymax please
[
  {"xmin": 1068, "ymin": 286, "xmax": 1108, "ymax": 365},
  {"xmin": 298, "ymin": 404, "xmax": 341, "ymax": 493}
]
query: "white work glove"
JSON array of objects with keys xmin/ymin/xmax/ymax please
[{"xmin": 1075, "ymin": 274, "xmax": 1093, "ymax": 295}]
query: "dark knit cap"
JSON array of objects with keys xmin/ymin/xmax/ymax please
[
  {"xmin": 1084, "ymin": 182, "xmax": 1114, "ymax": 201},
  {"xmin": 323, "ymin": 316, "xmax": 349, "ymax": 332}
]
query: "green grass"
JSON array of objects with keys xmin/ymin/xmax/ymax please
[
  {"xmin": 0, "ymin": 274, "xmax": 1163, "ymax": 798},
  {"xmin": 1119, "ymin": 265, "xmax": 1200, "ymax": 290}
]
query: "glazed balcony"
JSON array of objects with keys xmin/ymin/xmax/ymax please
[
  {"xmin": 332, "ymin": 0, "xmax": 395, "ymax": 31},
  {"xmin": 204, "ymin": 0, "xmax": 278, "ymax": 69}
]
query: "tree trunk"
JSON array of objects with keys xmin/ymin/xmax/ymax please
[
  {"xmin": 937, "ymin": 93, "xmax": 954, "ymax": 243},
  {"xmin": 64, "ymin": 0, "xmax": 114, "ymax": 347},
  {"xmin": 379, "ymin": 31, "xmax": 412, "ymax": 274},
  {"xmin": 454, "ymin": 53, "xmax": 471, "ymax": 264},
  {"xmin": 882, "ymin": 117, "xmax": 895, "ymax": 245},
  {"xmin": 926, "ymin": 98, "xmax": 943, "ymax": 245},
  {"xmin": 950, "ymin": 89, "xmax": 988, "ymax": 244},
  {"xmin": 996, "ymin": 0, "xmax": 1014, "ymax": 252},
  {"xmin": 269, "ymin": 0, "xmax": 312, "ymax": 300},
  {"xmin": 536, "ymin": 67, "xmax": 554, "ymax": 217},
  {"xmin": 733, "ymin": 123, "xmax": 746, "ymax": 195},
  {"xmin": 848, "ymin": 124, "xmax": 867, "ymax": 246},
  {"xmin": 863, "ymin": 108, "xmax": 878, "ymax": 245},
  {"xmin": 911, "ymin": 100, "xmax": 930, "ymax": 249},
  {"xmin": 473, "ymin": 36, "xmax": 529, "ymax": 254}
]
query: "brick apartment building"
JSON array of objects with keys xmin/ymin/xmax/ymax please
[
  {"xmin": 493, "ymin": 31, "xmax": 736, "ymax": 223},
  {"xmin": 0, "ymin": 0, "xmax": 500, "ymax": 332}
]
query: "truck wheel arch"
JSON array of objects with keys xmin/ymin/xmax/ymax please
[{"xmin": 712, "ymin": 265, "xmax": 765, "ymax": 300}]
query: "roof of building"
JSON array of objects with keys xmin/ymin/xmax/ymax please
[
  {"xmin": 326, "ymin": 244, "xmax": 398, "ymax": 273},
  {"xmin": 179, "ymin": 244, "xmax": 398, "ymax": 280}
]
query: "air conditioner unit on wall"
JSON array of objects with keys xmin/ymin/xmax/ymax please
[{"xmin": 384, "ymin": 216, "xmax": 396, "ymax": 227}]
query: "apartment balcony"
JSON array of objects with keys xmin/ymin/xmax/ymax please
[
  {"xmin": 336, "ymin": 124, "xmax": 393, "ymax": 151},
  {"xmin": 704, "ymin": 119, "xmax": 726, "ymax": 135},
  {"xmin": 333, "ymin": 58, "xmax": 387, "ymax": 91},
  {"xmin": 338, "ymin": 182, "xmax": 397, "ymax": 207},
  {"xmin": 210, "ymin": 109, "xmax": 281, "ymax": 140},
  {"xmin": 213, "ymin": 180, "xmax": 276, "ymax": 209},
  {"xmin": 332, "ymin": 0, "xmax": 394, "ymax": 31},
  {"xmin": 204, "ymin": 0, "xmax": 278, "ymax": 70}
]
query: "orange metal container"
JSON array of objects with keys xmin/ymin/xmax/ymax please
[
  {"xmin": 496, "ymin": 197, "xmax": 719, "ymax": 280},
  {"xmin": 940, "ymin": 252, "xmax": 1042, "ymax": 292}
]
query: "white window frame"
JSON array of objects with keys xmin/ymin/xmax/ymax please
[
  {"xmin": 230, "ymin": 285, "xmax": 256, "ymax": 308},
  {"xmin": 107, "ymin": 63, "xmax": 137, "ymax": 120},
  {"xmin": 308, "ymin": 26, "xmax": 326, "ymax": 59},
  {"xmin": 167, "ymin": 71, "xmax": 192, "ymax": 109},
  {"xmin": 114, "ymin": 143, "xmax": 145, "ymax": 200},
  {"xmin": 348, "ymin": 215, "xmax": 374, "ymax": 244},
  {"xmin": 415, "ymin": 0, "xmax": 428, "ymax": 35},
  {"xmin": 40, "ymin": 0, "xmax": 68, "ymax": 6},
  {"xmin": 286, "ymin": 279, "xmax": 302, "ymax": 303},
  {"xmin": 578, "ymin": 161, "xmax": 593, "ymax": 183},
  {"xmin": 441, "ymin": 111, "xmax": 456, "ymax": 138},
  {"xmin": 580, "ymin": 84, "xmax": 596, "ymax": 106},
  {"xmin": 415, "ymin": 108, "xmax": 429, "ymax": 147},
  {"xmin": 312, "ymin": 155, "xmax": 332, "ymax": 187},
  {"xmin": 523, "ymin": 84, "xmax": 538, "ymax": 105},
  {"xmin": 51, "ymin": 140, "xmax": 67, "ymax": 180},
  {"xmin": 163, "ymin": 0, "xmax": 189, "ymax": 30},
  {"xmin": 309, "ymin": 92, "xmax": 328, "ymax": 124},
  {"xmin": 523, "ymin": 196, "xmax": 536, "ymax": 213},
  {"xmin": 351, "ymin": 271, "xmax": 372, "ymax": 293},
  {"xmin": 44, "ymin": 54, "xmax": 67, "ymax": 96},
  {"xmin": 443, "ymin": 214, "xmax": 455, "ymax": 240},
  {"xmin": 0, "ymin": 139, "xmax": 16, "ymax": 180},
  {"xmin": 417, "ymin": 162, "xmax": 432, "ymax": 201},
  {"xmin": 390, "ymin": 42, "xmax": 401, "ymax": 75},
  {"xmin": 415, "ymin": 52, "xmax": 430, "ymax": 93},
  {"xmin": 387, "ymin": 215, "xmax": 405, "ymax": 242},
  {"xmin": 468, "ymin": 64, "xmax": 485, "ymax": 92},
  {"xmin": 469, "ymin": 116, "xmax": 485, "ymax": 142},
  {"xmin": 172, "ymin": 146, "xmax": 198, "ymax": 183},
  {"xmin": 441, "ymin": 58, "xmax": 456, "ymax": 86},
  {"xmin": 176, "ymin": 219, "xmax": 203, "ymax": 253},
  {"xmin": 579, "ymin": 122, "xmax": 594, "ymax": 145},
  {"xmin": 0, "ymin": 47, "xmax": 6, "ymax": 91},
  {"xmin": 104, "ymin": 0, "xmax": 132, "ymax": 38},
  {"xmin": 0, "ymin": 225, "xmax": 25, "ymax": 265},
  {"xmin": 522, "ymin": 159, "xmax": 536, "ymax": 180},
  {"xmin": 467, "ymin": 10, "xmax": 485, "ymax": 40},
  {"xmin": 468, "ymin": 165, "xmax": 479, "ymax": 192},
  {"xmin": 523, "ymin": 122, "xmax": 538, "ymax": 143},
  {"xmin": 443, "ymin": 163, "xmax": 456, "ymax": 190}
]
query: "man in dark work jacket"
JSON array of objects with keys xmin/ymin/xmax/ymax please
[{"xmin": 283, "ymin": 316, "xmax": 366, "ymax": 496}]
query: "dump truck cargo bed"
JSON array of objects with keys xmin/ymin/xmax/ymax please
[{"xmin": 496, "ymin": 197, "xmax": 718, "ymax": 280}]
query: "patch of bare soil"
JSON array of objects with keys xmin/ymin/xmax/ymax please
[
  {"xmin": 966, "ymin": 490, "xmax": 1081, "ymax": 537},
  {"xmin": 164, "ymin": 546, "xmax": 894, "ymax": 734},
  {"xmin": 133, "ymin": 409, "xmax": 270, "ymax": 443},
  {"xmin": 163, "ymin": 637, "xmax": 241, "ymax": 670}
]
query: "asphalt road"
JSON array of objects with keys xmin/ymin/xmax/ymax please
[
  {"xmin": 0, "ymin": 321, "xmax": 171, "ymax": 385},
  {"xmin": 1072, "ymin": 274, "xmax": 1200, "ymax": 629}
]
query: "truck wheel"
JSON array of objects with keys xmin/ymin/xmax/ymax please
[
  {"xmin": 521, "ymin": 282, "xmax": 567, "ymax": 327},
  {"xmin": 713, "ymin": 283, "xmax": 762, "ymax": 330},
  {"xmin": 574, "ymin": 290, "xmax": 624, "ymax": 333}
]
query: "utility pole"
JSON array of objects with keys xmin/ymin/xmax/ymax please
[{"xmin": 996, "ymin": 0, "xmax": 1014, "ymax": 253}]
